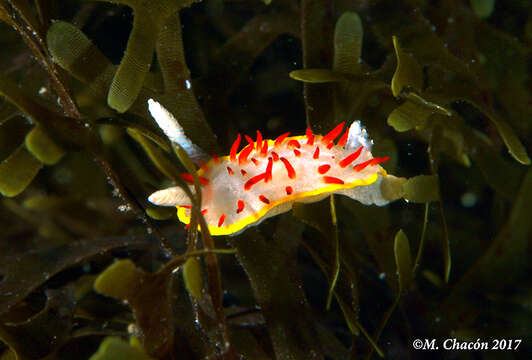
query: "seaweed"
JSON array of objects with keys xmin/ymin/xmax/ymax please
[{"xmin": 0, "ymin": 0, "xmax": 531, "ymax": 358}]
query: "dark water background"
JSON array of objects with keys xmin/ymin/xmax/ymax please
[{"xmin": 0, "ymin": 0, "xmax": 530, "ymax": 358}]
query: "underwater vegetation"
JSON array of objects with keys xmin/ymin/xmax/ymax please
[{"xmin": 0, "ymin": 0, "xmax": 530, "ymax": 358}]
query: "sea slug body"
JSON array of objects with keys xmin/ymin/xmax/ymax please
[{"xmin": 147, "ymin": 99, "xmax": 405, "ymax": 236}]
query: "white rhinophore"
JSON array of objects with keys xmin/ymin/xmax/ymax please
[
  {"xmin": 346, "ymin": 121, "xmax": 373, "ymax": 151},
  {"xmin": 147, "ymin": 98, "xmax": 207, "ymax": 162}
]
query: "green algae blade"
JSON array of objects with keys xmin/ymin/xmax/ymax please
[
  {"xmin": 107, "ymin": 14, "xmax": 158, "ymax": 113},
  {"xmin": 0, "ymin": 144, "xmax": 42, "ymax": 197},
  {"xmin": 470, "ymin": 0, "xmax": 495, "ymax": 19},
  {"xmin": 94, "ymin": 259, "xmax": 141, "ymax": 300},
  {"xmin": 25, "ymin": 125, "xmax": 65, "ymax": 165},
  {"xmin": 89, "ymin": 337, "xmax": 153, "ymax": 360},
  {"xmin": 127, "ymin": 128, "xmax": 181, "ymax": 181},
  {"xmin": 394, "ymin": 229, "xmax": 413, "ymax": 293},
  {"xmin": 290, "ymin": 69, "xmax": 347, "ymax": 83},
  {"xmin": 333, "ymin": 12, "xmax": 363, "ymax": 74},
  {"xmin": 387, "ymin": 100, "xmax": 434, "ymax": 132},
  {"xmin": 403, "ymin": 175, "xmax": 440, "ymax": 203},
  {"xmin": 145, "ymin": 206, "xmax": 175, "ymax": 220},
  {"xmin": 47, "ymin": 21, "xmax": 115, "ymax": 99},
  {"xmin": 183, "ymin": 257, "xmax": 203, "ymax": 300},
  {"xmin": 391, "ymin": 36, "xmax": 423, "ymax": 97}
]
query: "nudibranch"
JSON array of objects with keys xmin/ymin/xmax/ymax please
[{"xmin": 147, "ymin": 99, "xmax": 405, "ymax": 236}]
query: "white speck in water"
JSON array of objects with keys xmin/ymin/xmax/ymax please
[
  {"xmin": 118, "ymin": 204, "xmax": 131, "ymax": 212},
  {"xmin": 379, "ymin": 272, "xmax": 386, "ymax": 280},
  {"xmin": 461, "ymin": 191, "xmax": 477, "ymax": 208},
  {"xmin": 185, "ymin": 79, "xmax": 191, "ymax": 89},
  {"xmin": 38, "ymin": 87, "xmax": 47, "ymax": 95}
]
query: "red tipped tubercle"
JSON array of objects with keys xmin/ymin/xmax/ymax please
[
  {"xmin": 265, "ymin": 157, "xmax": 273, "ymax": 182},
  {"xmin": 306, "ymin": 126, "xmax": 314, "ymax": 145},
  {"xmin": 353, "ymin": 159, "xmax": 372, "ymax": 172},
  {"xmin": 287, "ymin": 139, "xmax": 301, "ymax": 148},
  {"xmin": 370, "ymin": 156, "xmax": 390, "ymax": 165},
  {"xmin": 353, "ymin": 156, "xmax": 389, "ymax": 172},
  {"xmin": 259, "ymin": 195, "xmax": 270, "ymax": 204},
  {"xmin": 337, "ymin": 128, "xmax": 349, "ymax": 147},
  {"xmin": 318, "ymin": 164, "xmax": 331, "ymax": 174},
  {"xmin": 353, "ymin": 156, "xmax": 390, "ymax": 171},
  {"xmin": 339, "ymin": 147, "xmax": 363, "ymax": 168},
  {"xmin": 230, "ymin": 134, "xmax": 241, "ymax": 162},
  {"xmin": 237, "ymin": 200, "xmax": 245, "ymax": 214},
  {"xmin": 261, "ymin": 139, "xmax": 268, "ymax": 157},
  {"xmin": 245, "ymin": 135, "xmax": 254, "ymax": 148},
  {"xmin": 323, "ymin": 176, "xmax": 344, "ymax": 185},
  {"xmin": 321, "ymin": 122, "xmax": 345, "ymax": 145},
  {"xmin": 181, "ymin": 173, "xmax": 210, "ymax": 185},
  {"xmin": 313, "ymin": 146, "xmax": 320, "ymax": 160},
  {"xmin": 181, "ymin": 173, "xmax": 194, "ymax": 183},
  {"xmin": 256, "ymin": 130, "xmax": 263, "ymax": 153},
  {"xmin": 244, "ymin": 173, "xmax": 267, "ymax": 190},
  {"xmin": 274, "ymin": 132, "xmax": 290, "ymax": 147},
  {"xmin": 238, "ymin": 144, "xmax": 254, "ymax": 165},
  {"xmin": 280, "ymin": 157, "xmax": 296, "ymax": 179}
]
